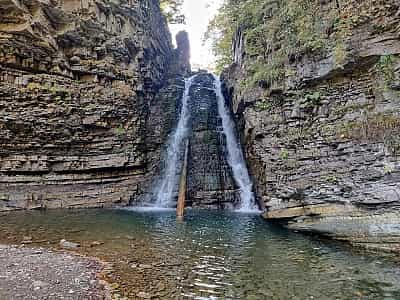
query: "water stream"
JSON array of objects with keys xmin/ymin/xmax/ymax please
[
  {"xmin": 213, "ymin": 75, "xmax": 257, "ymax": 211},
  {"xmin": 155, "ymin": 75, "xmax": 197, "ymax": 207},
  {"xmin": 154, "ymin": 74, "xmax": 257, "ymax": 210}
]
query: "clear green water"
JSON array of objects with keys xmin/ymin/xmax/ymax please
[{"xmin": 0, "ymin": 208, "xmax": 399, "ymax": 299}]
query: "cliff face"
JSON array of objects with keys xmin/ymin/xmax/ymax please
[
  {"xmin": 144, "ymin": 73, "xmax": 241, "ymax": 208},
  {"xmin": 223, "ymin": 0, "xmax": 400, "ymax": 251},
  {"xmin": 187, "ymin": 74, "xmax": 239, "ymax": 208},
  {"xmin": 0, "ymin": 0, "xmax": 178, "ymax": 211}
]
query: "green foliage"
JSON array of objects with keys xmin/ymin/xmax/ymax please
[
  {"xmin": 383, "ymin": 164, "xmax": 395, "ymax": 175},
  {"xmin": 27, "ymin": 82, "xmax": 43, "ymax": 90},
  {"xmin": 338, "ymin": 113, "xmax": 400, "ymax": 154},
  {"xmin": 206, "ymin": 0, "xmax": 337, "ymax": 84},
  {"xmin": 254, "ymin": 99, "xmax": 271, "ymax": 111},
  {"xmin": 279, "ymin": 149, "xmax": 289, "ymax": 160},
  {"xmin": 246, "ymin": 52, "xmax": 286, "ymax": 88},
  {"xmin": 26, "ymin": 82, "xmax": 69, "ymax": 96},
  {"xmin": 323, "ymin": 175, "xmax": 338, "ymax": 183},
  {"xmin": 305, "ymin": 91, "xmax": 321, "ymax": 101},
  {"xmin": 203, "ymin": 1, "xmax": 239, "ymax": 72},
  {"xmin": 331, "ymin": 16, "xmax": 352, "ymax": 68},
  {"xmin": 378, "ymin": 55, "xmax": 396, "ymax": 84},
  {"xmin": 333, "ymin": 41, "xmax": 347, "ymax": 68},
  {"xmin": 115, "ymin": 125, "xmax": 126, "ymax": 136},
  {"xmin": 304, "ymin": 91, "xmax": 321, "ymax": 106},
  {"xmin": 160, "ymin": 0, "xmax": 185, "ymax": 24}
]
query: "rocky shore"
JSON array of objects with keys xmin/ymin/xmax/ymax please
[{"xmin": 0, "ymin": 245, "xmax": 110, "ymax": 299}]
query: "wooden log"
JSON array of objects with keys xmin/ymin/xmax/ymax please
[{"xmin": 177, "ymin": 139, "xmax": 189, "ymax": 218}]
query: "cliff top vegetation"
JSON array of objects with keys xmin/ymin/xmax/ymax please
[{"xmin": 161, "ymin": 0, "xmax": 185, "ymax": 24}]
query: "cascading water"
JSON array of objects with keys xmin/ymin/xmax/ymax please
[
  {"xmin": 213, "ymin": 74, "xmax": 259, "ymax": 212},
  {"xmin": 153, "ymin": 73, "xmax": 257, "ymax": 211},
  {"xmin": 155, "ymin": 75, "xmax": 197, "ymax": 207}
]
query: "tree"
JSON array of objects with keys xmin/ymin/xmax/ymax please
[{"xmin": 160, "ymin": 0, "xmax": 185, "ymax": 24}]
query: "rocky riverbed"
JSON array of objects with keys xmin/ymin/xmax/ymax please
[{"xmin": 0, "ymin": 244, "xmax": 110, "ymax": 299}]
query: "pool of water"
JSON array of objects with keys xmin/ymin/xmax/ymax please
[{"xmin": 0, "ymin": 208, "xmax": 399, "ymax": 299}]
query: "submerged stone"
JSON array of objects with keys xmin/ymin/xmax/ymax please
[{"xmin": 59, "ymin": 239, "xmax": 80, "ymax": 250}]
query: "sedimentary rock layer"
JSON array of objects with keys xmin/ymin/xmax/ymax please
[
  {"xmin": 187, "ymin": 74, "xmax": 239, "ymax": 208},
  {"xmin": 144, "ymin": 73, "xmax": 241, "ymax": 208},
  {"xmin": 223, "ymin": 0, "xmax": 400, "ymax": 251},
  {"xmin": 0, "ymin": 0, "xmax": 175, "ymax": 211}
]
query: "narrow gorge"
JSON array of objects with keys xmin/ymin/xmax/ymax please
[
  {"xmin": 0, "ymin": 0, "xmax": 400, "ymax": 299},
  {"xmin": 0, "ymin": 0, "xmax": 255, "ymax": 212},
  {"xmin": 150, "ymin": 73, "xmax": 257, "ymax": 210}
]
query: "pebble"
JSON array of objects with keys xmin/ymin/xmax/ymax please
[
  {"xmin": 138, "ymin": 264, "xmax": 152, "ymax": 269},
  {"xmin": 90, "ymin": 241, "xmax": 104, "ymax": 247},
  {"xmin": 0, "ymin": 245, "xmax": 107, "ymax": 299},
  {"xmin": 33, "ymin": 280, "xmax": 48, "ymax": 289},
  {"xmin": 137, "ymin": 291, "xmax": 151, "ymax": 299},
  {"xmin": 59, "ymin": 239, "xmax": 80, "ymax": 250}
]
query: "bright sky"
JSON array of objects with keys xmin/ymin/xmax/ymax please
[{"xmin": 169, "ymin": 0, "xmax": 223, "ymax": 70}]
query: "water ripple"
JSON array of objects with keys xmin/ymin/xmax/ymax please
[{"xmin": 1, "ymin": 209, "xmax": 400, "ymax": 299}]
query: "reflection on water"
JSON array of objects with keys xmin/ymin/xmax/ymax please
[{"xmin": 0, "ymin": 209, "xmax": 400, "ymax": 299}]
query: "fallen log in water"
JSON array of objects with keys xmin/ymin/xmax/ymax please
[{"xmin": 177, "ymin": 140, "xmax": 189, "ymax": 218}]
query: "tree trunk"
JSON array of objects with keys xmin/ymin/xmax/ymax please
[{"xmin": 177, "ymin": 139, "xmax": 189, "ymax": 218}]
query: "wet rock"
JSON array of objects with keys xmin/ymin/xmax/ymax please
[
  {"xmin": 143, "ymin": 73, "xmax": 244, "ymax": 208},
  {"xmin": 59, "ymin": 239, "xmax": 80, "ymax": 250},
  {"xmin": 187, "ymin": 74, "xmax": 242, "ymax": 208},
  {"xmin": 33, "ymin": 280, "xmax": 49, "ymax": 290},
  {"xmin": 21, "ymin": 236, "xmax": 33, "ymax": 244},
  {"xmin": 69, "ymin": 56, "xmax": 81, "ymax": 65},
  {"xmin": 138, "ymin": 264, "xmax": 152, "ymax": 270},
  {"xmin": 90, "ymin": 241, "xmax": 104, "ymax": 247}
]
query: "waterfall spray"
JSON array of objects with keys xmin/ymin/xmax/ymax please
[
  {"xmin": 155, "ymin": 75, "xmax": 197, "ymax": 207},
  {"xmin": 213, "ymin": 74, "xmax": 259, "ymax": 212}
]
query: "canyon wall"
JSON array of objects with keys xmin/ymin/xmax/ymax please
[
  {"xmin": 0, "ymin": 0, "xmax": 183, "ymax": 211},
  {"xmin": 145, "ymin": 73, "xmax": 241, "ymax": 208},
  {"xmin": 223, "ymin": 0, "xmax": 400, "ymax": 251},
  {"xmin": 187, "ymin": 74, "xmax": 239, "ymax": 208}
]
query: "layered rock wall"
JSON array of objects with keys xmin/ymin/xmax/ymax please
[
  {"xmin": 187, "ymin": 74, "xmax": 239, "ymax": 208},
  {"xmin": 144, "ymin": 73, "xmax": 240, "ymax": 208},
  {"xmin": 0, "ymin": 0, "xmax": 175, "ymax": 210},
  {"xmin": 223, "ymin": 0, "xmax": 400, "ymax": 251}
]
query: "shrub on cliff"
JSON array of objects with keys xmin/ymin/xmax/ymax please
[{"xmin": 205, "ymin": 0, "xmax": 337, "ymax": 82}]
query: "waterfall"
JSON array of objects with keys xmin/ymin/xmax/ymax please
[
  {"xmin": 213, "ymin": 74, "xmax": 258, "ymax": 212},
  {"xmin": 155, "ymin": 75, "xmax": 197, "ymax": 207}
]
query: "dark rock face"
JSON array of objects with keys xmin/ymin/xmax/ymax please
[
  {"xmin": 141, "ymin": 76, "xmax": 187, "ymax": 203},
  {"xmin": 0, "ymin": 0, "xmax": 179, "ymax": 211},
  {"xmin": 143, "ymin": 73, "xmax": 240, "ymax": 208},
  {"xmin": 223, "ymin": 1, "xmax": 400, "ymax": 251},
  {"xmin": 169, "ymin": 31, "xmax": 191, "ymax": 77},
  {"xmin": 187, "ymin": 74, "xmax": 239, "ymax": 208}
]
